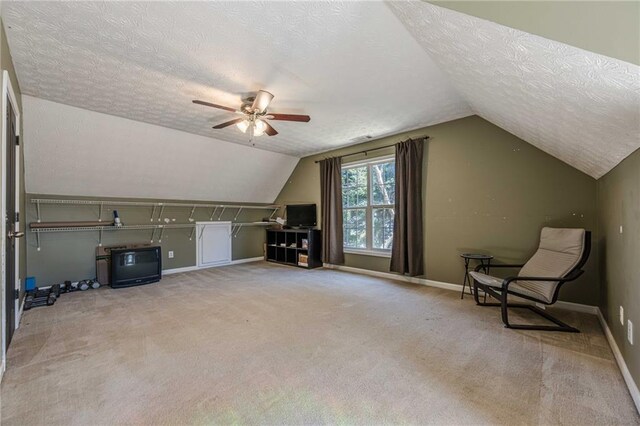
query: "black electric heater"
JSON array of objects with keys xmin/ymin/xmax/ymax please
[
  {"xmin": 110, "ymin": 246, "xmax": 162, "ymax": 288},
  {"xmin": 286, "ymin": 204, "xmax": 317, "ymax": 228}
]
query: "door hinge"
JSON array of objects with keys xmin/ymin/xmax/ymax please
[
  {"xmin": 15, "ymin": 289, "xmax": 19, "ymax": 300},
  {"xmin": 15, "ymin": 212, "xmax": 19, "ymax": 223},
  {"xmin": 15, "ymin": 135, "xmax": 19, "ymax": 146}
]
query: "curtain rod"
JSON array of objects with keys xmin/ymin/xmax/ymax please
[{"xmin": 314, "ymin": 136, "xmax": 429, "ymax": 163}]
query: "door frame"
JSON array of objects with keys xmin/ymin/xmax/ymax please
[{"xmin": 1, "ymin": 70, "xmax": 21, "ymax": 380}]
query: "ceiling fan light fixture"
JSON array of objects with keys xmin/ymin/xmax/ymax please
[
  {"xmin": 252, "ymin": 90, "xmax": 274, "ymax": 113},
  {"xmin": 253, "ymin": 119, "xmax": 267, "ymax": 137},
  {"xmin": 236, "ymin": 119, "xmax": 250, "ymax": 133},
  {"xmin": 195, "ymin": 90, "xmax": 309, "ymax": 138}
]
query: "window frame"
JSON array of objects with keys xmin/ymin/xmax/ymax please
[{"xmin": 342, "ymin": 155, "xmax": 395, "ymax": 257}]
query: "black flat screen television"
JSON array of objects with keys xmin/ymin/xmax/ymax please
[
  {"xmin": 110, "ymin": 246, "xmax": 162, "ymax": 288},
  {"xmin": 286, "ymin": 204, "xmax": 317, "ymax": 228}
]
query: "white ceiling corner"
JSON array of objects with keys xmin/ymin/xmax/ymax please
[
  {"xmin": 387, "ymin": 1, "xmax": 640, "ymax": 179},
  {"xmin": 2, "ymin": 1, "xmax": 471, "ymax": 158}
]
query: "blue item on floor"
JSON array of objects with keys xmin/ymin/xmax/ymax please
[{"xmin": 25, "ymin": 276, "xmax": 36, "ymax": 291}]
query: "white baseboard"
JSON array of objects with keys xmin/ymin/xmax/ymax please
[
  {"xmin": 324, "ymin": 264, "xmax": 599, "ymax": 316},
  {"xmin": 163, "ymin": 257, "xmax": 264, "ymax": 275},
  {"xmin": 555, "ymin": 300, "xmax": 599, "ymax": 315},
  {"xmin": 163, "ymin": 265, "xmax": 200, "ymax": 275},
  {"xmin": 597, "ymin": 308, "xmax": 640, "ymax": 414},
  {"xmin": 230, "ymin": 256, "xmax": 264, "ymax": 265},
  {"xmin": 16, "ymin": 297, "xmax": 25, "ymax": 329},
  {"xmin": 324, "ymin": 263, "xmax": 461, "ymax": 292}
]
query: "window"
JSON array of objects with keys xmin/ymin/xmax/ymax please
[{"xmin": 342, "ymin": 157, "xmax": 395, "ymax": 254}]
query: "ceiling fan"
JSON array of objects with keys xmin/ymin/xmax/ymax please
[{"xmin": 193, "ymin": 90, "xmax": 310, "ymax": 139}]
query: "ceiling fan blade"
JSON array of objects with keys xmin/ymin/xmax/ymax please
[
  {"xmin": 193, "ymin": 100, "xmax": 237, "ymax": 112},
  {"xmin": 213, "ymin": 118, "xmax": 244, "ymax": 129},
  {"xmin": 265, "ymin": 113, "xmax": 311, "ymax": 122},
  {"xmin": 251, "ymin": 90, "xmax": 274, "ymax": 113},
  {"xmin": 264, "ymin": 121, "xmax": 278, "ymax": 136}
]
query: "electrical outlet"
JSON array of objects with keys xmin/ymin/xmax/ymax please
[
  {"xmin": 620, "ymin": 306, "xmax": 624, "ymax": 326},
  {"xmin": 168, "ymin": 251, "xmax": 174, "ymax": 259},
  {"xmin": 628, "ymin": 320, "xmax": 634, "ymax": 345}
]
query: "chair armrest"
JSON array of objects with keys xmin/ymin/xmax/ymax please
[
  {"xmin": 473, "ymin": 263, "xmax": 524, "ymax": 272},
  {"xmin": 502, "ymin": 270, "xmax": 584, "ymax": 290}
]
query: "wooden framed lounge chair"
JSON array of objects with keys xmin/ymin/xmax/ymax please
[{"xmin": 469, "ymin": 227, "xmax": 591, "ymax": 333}]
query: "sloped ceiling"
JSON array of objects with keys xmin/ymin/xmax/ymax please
[
  {"xmin": 431, "ymin": 1, "xmax": 640, "ymax": 66},
  {"xmin": 1, "ymin": 1, "xmax": 471, "ymax": 157},
  {"xmin": 23, "ymin": 96, "xmax": 299, "ymax": 202},
  {"xmin": 388, "ymin": 1, "xmax": 640, "ymax": 179},
  {"xmin": 3, "ymin": 1, "xmax": 639, "ymax": 182}
]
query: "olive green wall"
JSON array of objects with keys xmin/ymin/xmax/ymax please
[
  {"xmin": 25, "ymin": 194, "xmax": 269, "ymax": 285},
  {"xmin": 598, "ymin": 148, "xmax": 640, "ymax": 387},
  {"xmin": 0, "ymin": 19, "xmax": 26, "ymax": 308},
  {"xmin": 431, "ymin": 1, "xmax": 640, "ymax": 65},
  {"xmin": 276, "ymin": 115, "xmax": 599, "ymax": 305}
]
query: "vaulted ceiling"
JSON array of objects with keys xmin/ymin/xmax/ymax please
[
  {"xmin": 3, "ymin": 1, "xmax": 640, "ymax": 181},
  {"xmin": 389, "ymin": 1, "xmax": 639, "ymax": 179},
  {"xmin": 431, "ymin": 1, "xmax": 640, "ymax": 66},
  {"xmin": 1, "ymin": 1, "xmax": 470, "ymax": 157}
]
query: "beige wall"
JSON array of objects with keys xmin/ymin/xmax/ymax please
[
  {"xmin": 26, "ymin": 194, "xmax": 270, "ymax": 285},
  {"xmin": 598, "ymin": 148, "xmax": 640, "ymax": 386},
  {"xmin": 276, "ymin": 115, "xmax": 599, "ymax": 305}
]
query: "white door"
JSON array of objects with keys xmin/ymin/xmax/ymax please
[{"xmin": 196, "ymin": 222, "xmax": 232, "ymax": 268}]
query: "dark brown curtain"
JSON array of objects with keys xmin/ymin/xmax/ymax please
[
  {"xmin": 320, "ymin": 157, "xmax": 345, "ymax": 264},
  {"xmin": 390, "ymin": 138, "xmax": 425, "ymax": 276}
]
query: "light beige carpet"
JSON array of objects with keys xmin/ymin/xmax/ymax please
[{"xmin": 1, "ymin": 262, "xmax": 638, "ymax": 425}]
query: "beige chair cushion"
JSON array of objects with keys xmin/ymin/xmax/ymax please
[
  {"xmin": 517, "ymin": 227, "xmax": 585, "ymax": 302},
  {"xmin": 469, "ymin": 271, "xmax": 549, "ymax": 301},
  {"xmin": 469, "ymin": 228, "xmax": 586, "ymax": 303}
]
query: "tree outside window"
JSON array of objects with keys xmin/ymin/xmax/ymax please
[{"xmin": 342, "ymin": 157, "xmax": 395, "ymax": 252}]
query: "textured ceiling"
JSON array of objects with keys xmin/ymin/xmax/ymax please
[
  {"xmin": 388, "ymin": 2, "xmax": 640, "ymax": 179},
  {"xmin": 2, "ymin": 1, "xmax": 471, "ymax": 157},
  {"xmin": 431, "ymin": 1, "xmax": 640, "ymax": 66}
]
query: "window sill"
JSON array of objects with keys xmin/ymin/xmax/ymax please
[{"xmin": 344, "ymin": 249, "xmax": 392, "ymax": 258}]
